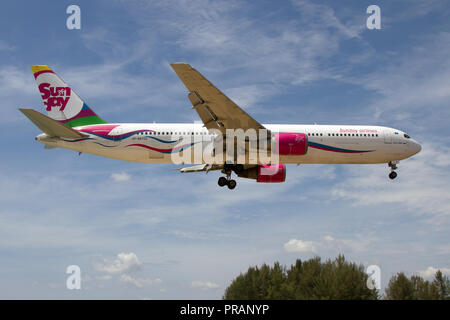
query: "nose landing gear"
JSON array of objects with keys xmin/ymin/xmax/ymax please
[
  {"xmin": 388, "ymin": 161, "xmax": 399, "ymax": 180},
  {"xmin": 389, "ymin": 171, "xmax": 397, "ymax": 180}
]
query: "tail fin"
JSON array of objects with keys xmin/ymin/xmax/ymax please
[{"xmin": 31, "ymin": 65, "xmax": 107, "ymax": 127}]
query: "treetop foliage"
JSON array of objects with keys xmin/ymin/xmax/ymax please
[
  {"xmin": 223, "ymin": 255, "xmax": 378, "ymax": 300},
  {"xmin": 223, "ymin": 255, "xmax": 449, "ymax": 300}
]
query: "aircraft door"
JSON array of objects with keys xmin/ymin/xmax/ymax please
[
  {"xmin": 114, "ymin": 126, "xmax": 123, "ymax": 144},
  {"xmin": 383, "ymin": 130, "xmax": 392, "ymax": 144}
]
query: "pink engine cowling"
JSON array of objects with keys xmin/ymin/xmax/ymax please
[
  {"xmin": 257, "ymin": 164, "xmax": 286, "ymax": 183},
  {"xmin": 237, "ymin": 164, "xmax": 286, "ymax": 183},
  {"xmin": 274, "ymin": 133, "xmax": 308, "ymax": 156}
]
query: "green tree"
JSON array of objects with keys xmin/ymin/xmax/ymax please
[
  {"xmin": 385, "ymin": 270, "xmax": 449, "ymax": 300},
  {"xmin": 432, "ymin": 270, "xmax": 450, "ymax": 300},
  {"xmin": 385, "ymin": 272, "xmax": 415, "ymax": 300},
  {"xmin": 223, "ymin": 255, "xmax": 378, "ymax": 300},
  {"xmin": 410, "ymin": 275, "xmax": 438, "ymax": 300}
]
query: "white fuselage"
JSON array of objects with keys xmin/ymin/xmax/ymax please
[{"xmin": 37, "ymin": 123, "xmax": 422, "ymax": 165}]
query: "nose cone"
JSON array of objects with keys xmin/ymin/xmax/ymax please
[{"xmin": 410, "ymin": 140, "xmax": 422, "ymax": 155}]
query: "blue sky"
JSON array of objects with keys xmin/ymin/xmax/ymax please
[{"xmin": 0, "ymin": 0, "xmax": 449, "ymax": 299}]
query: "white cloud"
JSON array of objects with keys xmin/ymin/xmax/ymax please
[
  {"xmin": 284, "ymin": 234, "xmax": 377, "ymax": 254},
  {"xmin": 120, "ymin": 274, "xmax": 162, "ymax": 288},
  {"xmin": 226, "ymin": 84, "xmax": 279, "ymax": 110},
  {"xmin": 291, "ymin": 0, "xmax": 364, "ymax": 39},
  {"xmin": 284, "ymin": 239, "xmax": 317, "ymax": 253},
  {"xmin": 126, "ymin": 0, "xmax": 367, "ymax": 87},
  {"xmin": 191, "ymin": 281, "xmax": 220, "ymax": 290},
  {"xmin": 93, "ymin": 252, "xmax": 163, "ymax": 289},
  {"xmin": 0, "ymin": 66, "xmax": 36, "ymax": 97},
  {"xmin": 0, "ymin": 66, "xmax": 38, "ymax": 124},
  {"xmin": 356, "ymin": 32, "xmax": 450, "ymax": 124},
  {"xmin": 418, "ymin": 266, "xmax": 450, "ymax": 279},
  {"xmin": 321, "ymin": 235, "xmax": 374, "ymax": 254},
  {"xmin": 331, "ymin": 143, "xmax": 450, "ymax": 227},
  {"xmin": 94, "ymin": 252, "xmax": 142, "ymax": 274},
  {"xmin": 110, "ymin": 172, "xmax": 131, "ymax": 182}
]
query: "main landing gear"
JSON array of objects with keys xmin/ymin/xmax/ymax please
[
  {"xmin": 218, "ymin": 176, "xmax": 236, "ymax": 189},
  {"xmin": 388, "ymin": 161, "xmax": 399, "ymax": 180},
  {"xmin": 217, "ymin": 164, "xmax": 243, "ymax": 190}
]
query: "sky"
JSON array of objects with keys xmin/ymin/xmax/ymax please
[{"xmin": 0, "ymin": 0, "xmax": 449, "ymax": 299}]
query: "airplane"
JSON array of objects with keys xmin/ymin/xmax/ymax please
[{"xmin": 20, "ymin": 64, "xmax": 421, "ymax": 190}]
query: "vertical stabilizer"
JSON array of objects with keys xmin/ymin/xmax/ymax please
[{"xmin": 31, "ymin": 65, "xmax": 107, "ymax": 127}]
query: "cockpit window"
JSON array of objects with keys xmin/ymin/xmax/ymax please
[{"xmin": 404, "ymin": 134, "xmax": 411, "ymax": 139}]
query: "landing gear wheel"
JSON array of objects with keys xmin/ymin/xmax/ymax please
[
  {"xmin": 227, "ymin": 179, "xmax": 237, "ymax": 190},
  {"xmin": 218, "ymin": 177, "xmax": 228, "ymax": 187},
  {"xmin": 389, "ymin": 171, "xmax": 397, "ymax": 180}
]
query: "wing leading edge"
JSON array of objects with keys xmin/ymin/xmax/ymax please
[{"xmin": 170, "ymin": 63, "xmax": 267, "ymax": 134}]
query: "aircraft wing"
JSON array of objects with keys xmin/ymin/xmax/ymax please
[
  {"xmin": 170, "ymin": 63, "xmax": 267, "ymax": 134},
  {"xmin": 19, "ymin": 108, "xmax": 88, "ymax": 139}
]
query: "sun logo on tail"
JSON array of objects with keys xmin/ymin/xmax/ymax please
[{"xmin": 38, "ymin": 83, "xmax": 71, "ymax": 111}]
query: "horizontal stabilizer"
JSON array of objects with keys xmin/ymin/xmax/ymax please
[{"xmin": 19, "ymin": 108, "xmax": 87, "ymax": 139}]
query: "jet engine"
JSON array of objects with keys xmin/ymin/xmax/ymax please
[
  {"xmin": 237, "ymin": 163, "xmax": 286, "ymax": 183},
  {"xmin": 273, "ymin": 132, "xmax": 308, "ymax": 156}
]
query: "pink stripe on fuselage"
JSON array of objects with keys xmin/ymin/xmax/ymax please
[{"xmin": 76, "ymin": 124, "xmax": 119, "ymax": 135}]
